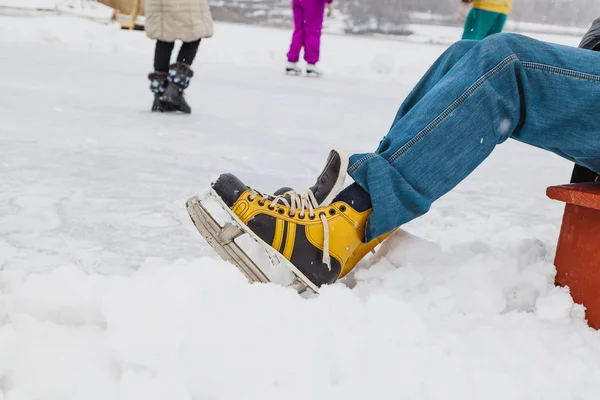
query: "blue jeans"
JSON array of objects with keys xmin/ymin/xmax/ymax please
[{"xmin": 349, "ymin": 33, "xmax": 600, "ymax": 241}]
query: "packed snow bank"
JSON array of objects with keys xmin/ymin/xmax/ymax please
[
  {"xmin": 1, "ymin": 15, "xmax": 600, "ymax": 400},
  {"xmin": 2, "ymin": 237, "xmax": 600, "ymax": 400}
]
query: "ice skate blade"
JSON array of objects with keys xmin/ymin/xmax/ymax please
[
  {"xmin": 186, "ymin": 190, "xmax": 320, "ymax": 294},
  {"xmin": 186, "ymin": 195, "xmax": 269, "ymax": 284}
]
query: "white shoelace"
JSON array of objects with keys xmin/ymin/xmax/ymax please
[{"xmin": 248, "ymin": 189, "xmax": 331, "ymax": 270}]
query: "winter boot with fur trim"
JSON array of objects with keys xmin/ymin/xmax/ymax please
[
  {"xmin": 148, "ymin": 71, "xmax": 174, "ymax": 112},
  {"xmin": 160, "ymin": 62, "xmax": 193, "ymax": 114}
]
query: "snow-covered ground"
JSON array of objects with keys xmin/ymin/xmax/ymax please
[{"xmin": 1, "ymin": 14, "xmax": 600, "ymax": 400}]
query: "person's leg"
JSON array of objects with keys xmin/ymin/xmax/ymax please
[
  {"xmin": 569, "ymin": 19, "xmax": 600, "ymax": 183},
  {"xmin": 337, "ymin": 41, "xmax": 479, "ymax": 198},
  {"xmin": 177, "ymin": 39, "xmax": 201, "ymax": 66},
  {"xmin": 462, "ymin": 8, "xmax": 497, "ymax": 40},
  {"xmin": 487, "ymin": 12, "xmax": 508, "ymax": 36},
  {"xmin": 154, "ymin": 40, "xmax": 175, "ymax": 73},
  {"xmin": 348, "ymin": 33, "xmax": 600, "ymax": 241},
  {"xmin": 461, "ymin": 8, "xmax": 478, "ymax": 40},
  {"xmin": 287, "ymin": 0, "xmax": 305, "ymax": 63},
  {"xmin": 149, "ymin": 41, "xmax": 176, "ymax": 111},
  {"xmin": 199, "ymin": 33, "xmax": 600, "ymax": 289},
  {"xmin": 389, "ymin": 40, "xmax": 478, "ymax": 129},
  {"xmin": 161, "ymin": 62, "xmax": 194, "ymax": 114},
  {"xmin": 571, "ymin": 164, "xmax": 600, "ymax": 183},
  {"xmin": 160, "ymin": 41, "xmax": 197, "ymax": 114},
  {"xmin": 303, "ymin": 0, "xmax": 326, "ymax": 64}
]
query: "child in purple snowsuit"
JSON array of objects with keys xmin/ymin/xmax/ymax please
[{"xmin": 286, "ymin": 0, "xmax": 333, "ymax": 76}]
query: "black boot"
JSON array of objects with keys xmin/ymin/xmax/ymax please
[
  {"xmin": 148, "ymin": 71, "xmax": 174, "ymax": 112},
  {"xmin": 160, "ymin": 62, "xmax": 193, "ymax": 114}
]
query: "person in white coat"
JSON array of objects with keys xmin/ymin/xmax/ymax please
[{"xmin": 145, "ymin": 0, "xmax": 214, "ymax": 113}]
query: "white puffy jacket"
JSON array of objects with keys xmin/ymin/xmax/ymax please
[{"xmin": 145, "ymin": 0, "xmax": 214, "ymax": 42}]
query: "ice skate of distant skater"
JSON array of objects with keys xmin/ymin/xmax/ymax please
[
  {"xmin": 285, "ymin": 61, "xmax": 302, "ymax": 75},
  {"xmin": 306, "ymin": 63, "xmax": 323, "ymax": 77}
]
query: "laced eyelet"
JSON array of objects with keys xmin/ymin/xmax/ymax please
[
  {"xmin": 298, "ymin": 214, "xmax": 305, "ymax": 220},
  {"xmin": 329, "ymin": 209, "xmax": 336, "ymax": 216},
  {"xmin": 339, "ymin": 205, "xmax": 347, "ymax": 212},
  {"xmin": 247, "ymin": 195, "xmax": 254, "ymax": 201},
  {"xmin": 288, "ymin": 212, "xmax": 295, "ymax": 218},
  {"xmin": 268, "ymin": 205, "xmax": 275, "ymax": 210},
  {"xmin": 258, "ymin": 200, "xmax": 266, "ymax": 206},
  {"xmin": 309, "ymin": 214, "xmax": 316, "ymax": 220}
]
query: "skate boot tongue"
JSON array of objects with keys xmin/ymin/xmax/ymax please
[
  {"xmin": 273, "ymin": 187, "xmax": 293, "ymax": 196},
  {"xmin": 273, "ymin": 149, "xmax": 349, "ymax": 207},
  {"xmin": 309, "ymin": 149, "xmax": 348, "ymax": 207}
]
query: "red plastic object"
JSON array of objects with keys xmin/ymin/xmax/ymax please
[{"xmin": 547, "ymin": 182, "xmax": 600, "ymax": 329}]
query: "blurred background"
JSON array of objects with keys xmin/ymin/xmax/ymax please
[{"xmin": 2, "ymin": 0, "xmax": 599, "ymax": 36}]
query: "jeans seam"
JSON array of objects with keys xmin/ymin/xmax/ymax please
[
  {"xmin": 348, "ymin": 153, "xmax": 377, "ymax": 174},
  {"xmin": 388, "ymin": 54, "xmax": 519, "ymax": 164},
  {"xmin": 521, "ymin": 62, "xmax": 600, "ymax": 82}
]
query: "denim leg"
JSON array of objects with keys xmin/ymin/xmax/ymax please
[
  {"xmin": 487, "ymin": 14, "xmax": 508, "ymax": 36},
  {"xmin": 387, "ymin": 40, "xmax": 478, "ymax": 130},
  {"xmin": 349, "ymin": 33, "xmax": 600, "ymax": 241}
]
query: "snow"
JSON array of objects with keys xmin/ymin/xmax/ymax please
[
  {"xmin": 0, "ymin": 0, "xmax": 55, "ymax": 10},
  {"xmin": 0, "ymin": 0, "xmax": 114, "ymax": 22},
  {"xmin": 1, "ymin": 14, "xmax": 600, "ymax": 400}
]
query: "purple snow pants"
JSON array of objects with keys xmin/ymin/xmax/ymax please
[{"xmin": 287, "ymin": 0, "xmax": 330, "ymax": 64}]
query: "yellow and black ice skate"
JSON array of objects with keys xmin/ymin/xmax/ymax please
[{"xmin": 186, "ymin": 150, "xmax": 390, "ymax": 293}]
